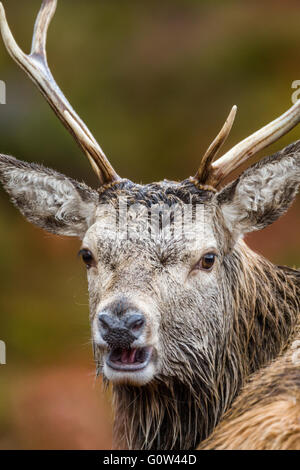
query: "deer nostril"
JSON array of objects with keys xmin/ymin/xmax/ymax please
[
  {"xmin": 98, "ymin": 313, "xmax": 114, "ymax": 331},
  {"xmin": 125, "ymin": 313, "xmax": 145, "ymax": 333}
]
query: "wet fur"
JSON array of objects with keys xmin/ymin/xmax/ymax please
[{"xmin": 111, "ymin": 248, "xmax": 300, "ymax": 449}]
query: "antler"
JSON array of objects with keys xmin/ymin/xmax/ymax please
[
  {"xmin": 195, "ymin": 100, "xmax": 300, "ymax": 188},
  {"xmin": 0, "ymin": 0, "xmax": 119, "ymax": 184},
  {"xmin": 194, "ymin": 105, "xmax": 237, "ymax": 184}
]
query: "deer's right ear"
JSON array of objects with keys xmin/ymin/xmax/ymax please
[{"xmin": 0, "ymin": 155, "xmax": 98, "ymax": 238}]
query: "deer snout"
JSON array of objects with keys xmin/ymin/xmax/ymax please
[
  {"xmin": 96, "ymin": 300, "xmax": 155, "ymax": 382},
  {"xmin": 98, "ymin": 311, "xmax": 145, "ymax": 348}
]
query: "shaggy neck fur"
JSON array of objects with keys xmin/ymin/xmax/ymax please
[{"xmin": 111, "ymin": 242, "xmax": 300, "ymax": 450}]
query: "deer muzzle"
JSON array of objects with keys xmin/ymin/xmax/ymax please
[{"xmin": 97, "ymin": 309, "xmax": 153, "ymax": 373}]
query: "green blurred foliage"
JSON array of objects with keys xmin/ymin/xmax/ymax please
[{"xmin": 0, "ymin": 0, "xmax": 299, "ymax": 448}]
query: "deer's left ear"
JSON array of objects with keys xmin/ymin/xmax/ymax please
[{"xmin": 216, "ymin": 141, "xmax": 300, "ymax": 240}]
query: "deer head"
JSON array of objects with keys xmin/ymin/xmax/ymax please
[{"xmin": 0, "ymin": 1, "xmax": 299, "ymax": 444}]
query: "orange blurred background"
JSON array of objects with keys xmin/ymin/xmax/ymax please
[{"xmin": 0, "ymin": 0, "xmax": 299, "ymax": 449}]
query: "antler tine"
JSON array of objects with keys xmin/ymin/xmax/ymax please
[
  {"xmin": 206, "ymin": 100, "xmax": 300, "ymax": 187},
  {"xmin": 0, "ymin": 0, "xmax": 120, "ymax": 184},
  {"xmin": 194, "ymin": 105, "xmax": 237, "ymax": 184},
  {"xmin": 31, "ymin": 0, "xmax": 56, "ymax": 58}
]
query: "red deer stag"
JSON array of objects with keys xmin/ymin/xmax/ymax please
[{"xmin": 0, "ymin": 0, "xmax": 299, "ymax": 450}]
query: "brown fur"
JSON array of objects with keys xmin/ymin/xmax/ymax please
[{"xmin": 199, "ymin": 329, "xmax": 300, "ymax": 450}]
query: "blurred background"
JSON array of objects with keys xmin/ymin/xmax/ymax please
[{"xmin": 0, "ymin": 0, "xmax": 299, "ymax": 449}]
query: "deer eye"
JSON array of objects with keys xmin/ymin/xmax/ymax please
[
  {"xmin": 78, "ymin": 249, "xmax": 95, "ymax": 268},
  {"xmin": 197, "ymin": 253, "xmax": 216, "ymax": 271}
]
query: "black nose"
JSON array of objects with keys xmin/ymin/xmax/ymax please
[{"xmin": 98, "ymin": 311, "xmax": 145, "ymax": 348}]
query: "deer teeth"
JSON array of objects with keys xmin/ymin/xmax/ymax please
[{"xmin": 107, "ymin": 347, "xmax": 153, "ymax": 371}]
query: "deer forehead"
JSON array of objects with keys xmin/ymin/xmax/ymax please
[{"xmin": 82, "ymin": 200, "xmax": 218, "ymax": 265}]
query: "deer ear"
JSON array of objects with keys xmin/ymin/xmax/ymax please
[
  {"xmin": 0, "ymin": 155, "xmax": 98, "ymax": 238},
  {"xmin": 216, "ymin": 141, "xmax": 300, "ymax": 240}
]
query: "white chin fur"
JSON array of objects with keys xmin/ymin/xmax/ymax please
[{"xmin": 103, "ymin": 361, "xmax": 155, "ymax": 385}]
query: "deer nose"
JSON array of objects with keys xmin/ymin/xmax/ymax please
[{"xmin": 98, "ymin": 311, "xmax": 145, "ymax": 347}]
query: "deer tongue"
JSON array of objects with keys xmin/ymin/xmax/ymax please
[{"xmin": 121, "ymin": 348, "xmax": 137, "ymax": 364}]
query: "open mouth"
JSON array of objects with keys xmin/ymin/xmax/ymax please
[{"xmin": 106, "ymin": 346, "xmax": 153, "ymax": 372}]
